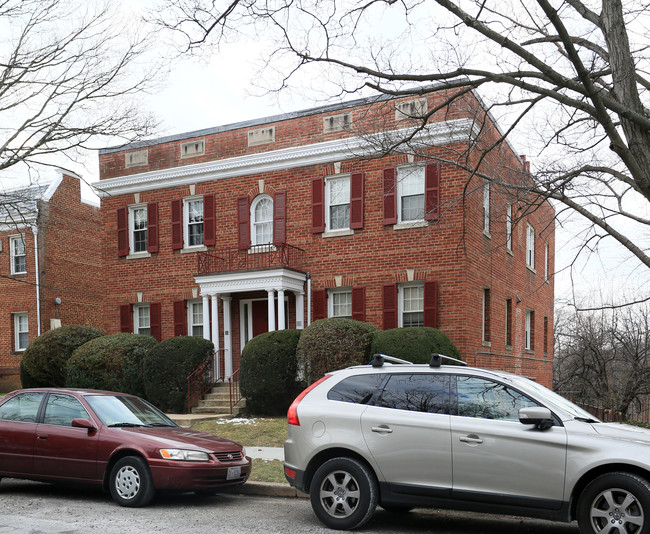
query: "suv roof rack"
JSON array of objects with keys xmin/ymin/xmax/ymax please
[
  {"xmin": 429, "ymin": 353, "xmax": 467, "ymax": 368},
  {"xmin": 370, "ymin": 354, "xmax": 412, "ymax": 367}
]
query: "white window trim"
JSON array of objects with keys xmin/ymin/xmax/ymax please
[
  {"xmin": 324, "ymin": 174, "xmax": 351, "ymax": 233},
  {"xmin": 506, "ymin": 202, "xmax": 513, "ymax": 253},
  {"xmin": 187, "ymin": 299, "xmax": 204, "ymax": 337},
  {"xmin": 397, "ymin": 165, "xmax": 426, "ymax": 224},
  {"xmin": 483, "ymin": 181, "xmax": 491, "ymax": 237},
  {"xmin": 14, "ymin": 312, "xmax": 29, "ymax": 352},
  {"xmin": 328, "ymin": 288, "xmax": 352, "ymax": 318},
  {"xmin": 397, "ymin": 282, "xmax": 425, "ymax": 328},
  {"xmin": 127, "ymin": 204, "xmax": 150, "ymax": 257},
  {"xmin": 10, "ymin": 234, "xmax": 27, "ymax": 275},
  {"xmin": 525, "ymin": 309, "xmax": 534, "ymax": 351},
  {"xmin": 250, "ymin": 194, "xmax": 274, "ymax": 246},
  {"xmin": 133, "ymin": 304, "xmax": 151, "ymax": 336},
  {"xmin": 183, "ymin": 196, "xmax": 204, "ymax": 250},
  {"xmin": 526, "ymin": 224, "xmax": 536, "ymax": 271}
]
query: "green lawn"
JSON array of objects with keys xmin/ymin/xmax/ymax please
[{"xmin": 192, "ymin": 417, "xmax": 288, "ymax": 484}]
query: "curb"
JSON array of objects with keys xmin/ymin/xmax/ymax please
[{"xmin": 224, "ymin": 481, "xmax": 308, "ymax": 499}]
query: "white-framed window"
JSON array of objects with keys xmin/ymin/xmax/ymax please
[
  {"xmin": 184, "ymin": 197, "xmax": 204, "ymax": 248},
  {"xmin": 506, "ymin": 202, "xmax": 512, "ymax": 251},
  {"xmin": 525, "ymin": 309, "xmax": 535, "ymax": 351},
  {"xmin": 188, "ymin": 300, "xmax": 204, "ymax": 337},
  {"xmin": 10, "ymin": 235, "xmax": 26, "ymax": 274},
  {"xmin": 397, "ymin": 166, "xmax": 425, "ymax": 223},
  {"xmin": 526, "ymin": 224, "xmax": 535, "ymax": 270},
  {"xmin": 482, "ymin": 288, "xmax": 491, "ymax": 343},
  {"xmin": 325, "ymin": 175, "xmax": 351, "ymax": 231},
  {"xmin": 483, "ymin": 181, "xmax": 490, "ymax": 235},
  {"xmin": 129, "ymin": 205, "xmax": 148, "ymax": 254},
  {"xmin": 399, "ymin": 283, "xmax": 424, "ymax": 327},
  {"xmin": 544, "ymin": 243, "xmax": 549, "ymax": 281},
  {"xmin": 251, "ymin": 194, "xmax": 273, "ymax": 245},
  {"xmin": 14, "ymin": 313, "xmax": 29, "ymax": 351},
  {"xmin": 134, "ymin": 305, "xmax": 150, "ymax": 336},
  {"xmin": 328, "ymin": 288, "xmax": 352, "ymax": 318}
]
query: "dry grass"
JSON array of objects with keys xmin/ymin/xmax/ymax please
[{"xmin": 192, "ymin": 417, "xmax": 287, "ymax": 447}]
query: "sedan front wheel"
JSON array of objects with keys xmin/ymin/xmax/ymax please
[
  {"xmin": 109, "ymin": 456, "xmax": 155, "ymax": 507},
  {"xmin": 577, "ymin": 472, "xmax": 650, "ymax": 534}
]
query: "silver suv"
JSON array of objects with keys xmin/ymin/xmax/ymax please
[{"xmin": 284, "ymin": 354, "xmax": 650, "ymax": 533}]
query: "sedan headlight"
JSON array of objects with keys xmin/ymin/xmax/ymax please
[{"xmin": 159, "ymin": 449, "xmax": 210, "ymax": 461}]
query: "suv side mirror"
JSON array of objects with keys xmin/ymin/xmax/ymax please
[{"xmin": 519, "ymin": 407, "xmax": 554, "ymax": 430}]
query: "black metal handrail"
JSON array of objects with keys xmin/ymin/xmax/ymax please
[
  {"xmin": 186, "ymin": 350, "xmax": 222, "ymax": 414},
  {"xmin": 197, "ymin": 243, "xmax": 305, "ymax": 275}
]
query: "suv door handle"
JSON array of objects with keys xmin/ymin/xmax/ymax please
[
  {"xmin": 371, "ymin": 425, "xmax": 393, "ymax": 434},
  {"xmin": 459, "ymin": 434, "xmax": 483, "ymax": 444}
]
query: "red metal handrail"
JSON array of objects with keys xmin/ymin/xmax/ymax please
[
  {"xmin": 197, "ymin": 243, "xmax": 305, "ymax": 275},
  {"xmin": 187, "ymin": 350, "xmax": 222, "ymax": 414}
]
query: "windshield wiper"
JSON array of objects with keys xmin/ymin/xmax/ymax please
[
  {"xmin": 574, "ymin": 417, "xmax": 600, "ymax": 424},
  {"xmin": 108, "ymin": 422, "xmax": 149, "ymax": 428},
  {"xmin": 147, "ymin": 423, "xmax": 176, "ymax": 427}
]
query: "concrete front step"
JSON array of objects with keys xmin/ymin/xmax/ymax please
[{"xmin": 167, "ymin": 413, "xmax": 231, "ymax": 428}]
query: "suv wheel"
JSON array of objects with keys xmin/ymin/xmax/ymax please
[
  {"xmin": 310, "ymin": 457, "xmax": 378, "ymax": 530},
  {"xmin": 577, "ymin": 472, "xmax": 650, "ymax": 534}
]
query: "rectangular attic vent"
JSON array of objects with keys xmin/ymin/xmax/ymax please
[
  {"xmin": 323, "ymin": 113, "xmax": 352, "ymax": 133},
  {"xmin": 395, "ymin": 98, "xmax": 428, "ymax": 121},
  {"xmin": 181, "ymin": 139, "xmax": 205, "ymax": 158},
  {"xmin": 248, "ymin": 127, "xmax": 275, "ymax": 147},
  {"xmin": 125, "ymin": 150, "xmax": 148, "ymax": 168}
]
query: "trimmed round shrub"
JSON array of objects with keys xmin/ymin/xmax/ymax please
[
  {"xmin": 296, "ymin": 319, "xmax": 378, "ymax": 384},
  {"xmin": 19, "ymin": 359, "xmax": 40, "ymax": 389},
  {"xmin": 370, "ymin": 327, "xmax": 461, "ymax": 364},
  {"xmin": 240, "ymin": 329, "xmax": 302, "ymax": 416},
  {"xmin": 21, "ymin": 325, "xmax": 104, "ymax": 387},
  {"xmin": 143, "ymin": 336, "xmax": 215, "ymax": 413},
  {"xmin": 66, "ymin": 333, "xmax": 157, "ymax": 397}
]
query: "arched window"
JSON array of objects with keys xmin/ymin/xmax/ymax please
[{"xmin": 251, "ymin": 195, "xmax": 273, "ymax": 245}]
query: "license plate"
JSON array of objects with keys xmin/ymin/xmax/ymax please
[{"xmin": 227, "ymin": 466, "xmax": 241, "ymax": 480}]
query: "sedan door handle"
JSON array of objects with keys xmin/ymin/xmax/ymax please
[
  {"xmin": 459, "ymin": 434, "xmax": 483, "ymax": 444},
  {"xmin": 37, "ymin": 435, "xmax": 48, "ymax": 440},
  {"xmin": 371, "ymin": 425, "xmax": 393, "ymax": 434}
]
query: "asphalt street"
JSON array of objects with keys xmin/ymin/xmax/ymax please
[{"xmin": 0, "ymin": 478, "xmax": 580, "ymax": 534}]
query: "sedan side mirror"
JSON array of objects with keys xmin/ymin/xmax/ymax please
[
  {"xmin": 71, "ymin": 418, "xmax": 98, "ymax": 432},
  {"xmin": 519, "ymin": 407, "xmax": 554, "ymax": 430}
]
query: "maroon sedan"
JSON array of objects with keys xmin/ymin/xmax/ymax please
[{"xmin": 0, "ymin": 388, "xmax": 251, "ymax": 506}]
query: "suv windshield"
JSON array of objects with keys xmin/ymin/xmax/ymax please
[
  {"xmin": 85, "ymin": 395, "xmax": 178, "ymax": 427},
  {"xmin": 511, "ymin": 376, "xmax": 601, "ymax": 422}
]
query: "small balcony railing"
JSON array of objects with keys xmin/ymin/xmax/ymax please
[{"xmin": 197, "ymin": 243, "xmax": 305, "ymax": 275}]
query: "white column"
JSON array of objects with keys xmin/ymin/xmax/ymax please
[
  {"xmin": 295, "ymin": 291, "xmax": 305, "ymax": 330},
  {"xmin": 277, "ymin": 289, "xmax": 285, "ymax": 330},
  {"xmin": 267, "ymin": 289, "xmax": 276, "ymax": 332},
  {"xmin": 211, "ymin": 295, "xmax": 220, "ymax": 381},
  {"xmin": 202, "ymin": 295, "xmax": 210, "ymax": 341},
  {"xmin": 222, "ymin": 296, "xmax": 233, "ymax": 377}
]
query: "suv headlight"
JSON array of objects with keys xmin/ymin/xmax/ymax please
[{"xmin": 159, "ymin": 449, "xmax": 210, "ymax": 461}]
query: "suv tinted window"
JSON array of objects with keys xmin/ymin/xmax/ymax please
[
  {"xmin": 328, "ymin": 374, "xmax": 386, "ymax": 404},
  {"xmin": 377, "ymin": 374, "xmax": 449, "ymax": 414},
  {"xmin": 456, "ymin": 376, "xmax": 539, "ymax": 421}
]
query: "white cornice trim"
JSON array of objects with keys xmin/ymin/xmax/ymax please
[{"xmin": 95, "ymin": 119, "xmax": 477, "ymax": 198}]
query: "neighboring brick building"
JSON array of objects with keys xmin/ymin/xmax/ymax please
[
  {"xmin": 0, "ymin": 171, "xmax": 103, "ymax": 390},
  {"xmin": 97, "ymin": 91, "xmax": 555, "ymax": 386}
]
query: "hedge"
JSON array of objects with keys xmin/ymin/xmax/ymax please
[
  {"xmin": 296, "ymin": 319, "xmax": 378, "ymax": 384},
  {"xmin": 143, "ymin": 336, "xmax": 215, "ymax": 413},
  {"xmin": 66, "ymin": 333, "xmax": 157, "ymax": 397},
  {"xmin": 240, "ymin": 329, "xmax": 302, "ymax": 415},
  {"xmin": 21, "ymin": 325, "xmax": 105, "ymax": 387},
  {"xmin": 370, "ymin": 327, "xmax": 461, "ymax": 364}
]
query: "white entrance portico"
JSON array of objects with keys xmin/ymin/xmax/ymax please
[{"xmin": 194, "ymin": 268, "xmax": 307, "ymax": 379}]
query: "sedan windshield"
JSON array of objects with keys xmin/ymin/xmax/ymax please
[{"xmin": 85, "ymin": 395, "xmax": 178, "ymax": 427}]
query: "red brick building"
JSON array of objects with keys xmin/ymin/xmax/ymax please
[
  {"xmin": 0, "ymin": 171, "xmax": 103, "ymax": 390},
  {"xmin": 97, "ymin": 91, "xmax": 555, "ymax": 386}
]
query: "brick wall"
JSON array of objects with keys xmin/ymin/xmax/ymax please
[{"xmin": 99, "ymin": 91, "xmax": 555, "ymax": 387}]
